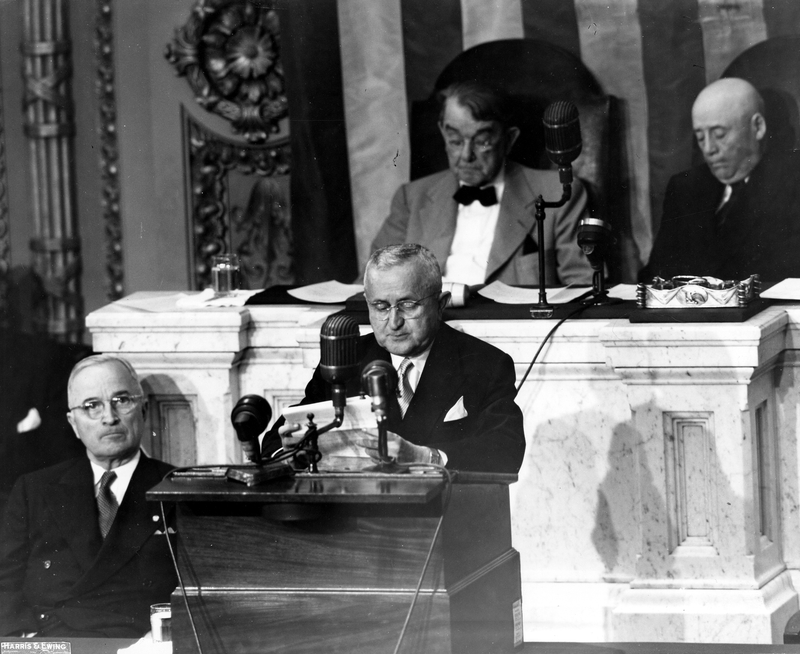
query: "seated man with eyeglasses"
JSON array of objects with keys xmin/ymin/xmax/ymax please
[
  {"xmin": 0, "ymin": 354, "xmax": 176, "ymax": 638},
  {"xmin": 372, "ymin": 80, "xmax": 593, "ymax": 287},
  {"xmin": 262, "ymin": 244, "xmax": 526, "ymax": 473}
]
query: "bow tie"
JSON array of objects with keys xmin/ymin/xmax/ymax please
[{"xmin": 453, "ymin": 184, "xmax": 498, "ymax": 207}]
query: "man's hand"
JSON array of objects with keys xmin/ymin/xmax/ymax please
[{"xmin": 358, "ymin": 429, "xmax": 433, "ymax": 464}]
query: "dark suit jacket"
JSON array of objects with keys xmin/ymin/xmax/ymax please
[
  {"xmin": 263, "ymin": 323, "xmax": 526, "ymax": 473},
  {"xmin": 640, "ymin": 149, "xmax": 800, "ymax": 282},
  {"xmin": 372, "ymin": 160, "xmax": 594, "ymax": 286},
  {"xmin": 0, "ymin": 454, "xmax": 177, "ymax": 638}
]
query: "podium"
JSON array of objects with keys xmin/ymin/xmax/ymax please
[{"xmin": 147, "ymin": 471, "xmax": 523, "ymax": 653}]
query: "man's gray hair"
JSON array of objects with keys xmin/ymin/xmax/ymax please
[
  {"xmin": 67, "ymin": 354, "xmax": 144, "ymax": 406},
  {"xmin": 364, "ymin": 244, "xmax": 443, "ymax": 295}
]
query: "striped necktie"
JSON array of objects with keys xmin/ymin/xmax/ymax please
[
  {"xmin": 397, "ymin": 358, "xmax": 414, "ymax": 417},
  {"xmin": 97, "ymin": 470, "xmax": 119, "ymax": 538}
]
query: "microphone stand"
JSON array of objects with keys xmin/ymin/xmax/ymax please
[
  {"xmin": 363, "ymin": 416, "xmax": 404, "ymax": 474},
  {"xmin": 298, "ymin": 395, "xmax": 346, "ymax": 474},
  {"xmin": 530, "ymin": 171, "xmax": 572, "ymax": 319}
]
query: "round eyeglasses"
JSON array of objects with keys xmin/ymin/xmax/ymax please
[
  {"xmin": 367, "ymin": 293, "xmax": 438, "ymax": 321},
  {"xmin": 69, "ymin": 395, "xmax": 143, "ymax": 420}
]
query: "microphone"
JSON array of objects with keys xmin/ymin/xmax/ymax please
[
  {"xmin": 231, "ymin": 395, "xmax": 272, "ymax": 466},
  {"xmin": 361, "ymin": 360, "xmax": 397, "ymax": 421},
  {"xmin": 577, "ymin": 217, "xmax": 613, "ymax": 272},
  {"xmin": 319, "ymin": 314, "xmax": 360, "ymax": 422},
  {"xmin": 542, "ymin": 100, "xmax": 582, "ymax": 184}
]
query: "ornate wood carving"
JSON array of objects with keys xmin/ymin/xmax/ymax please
[
  {"xmin": 95, "ymin": 0, "xmax": 124, "ymax": 301},
  {"xmin": 166, "ymin": 0, "xmax": 287, "ymax": 144},
  {"xmin": 22, "ymin": 0, "xmax": 83, "ymax": 342},
  {"xmin": 0, "ymin": 62, "xmax": 9, "ymax": 325},
  {"xmin": 185, "ymin": 111, "xmax": 293, "ymax": 290}
]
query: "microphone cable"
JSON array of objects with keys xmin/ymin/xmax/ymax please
[
  {"xmin": 515, "ymin": 303, "xmax": 590, "ymax": 396},
  {"xmin": 390, "ymin": 463, "xmax": 456, "ymax": 654},
  {"xmin": 159, "ymin": 466, "xmax": 205, "ymax": 654}
]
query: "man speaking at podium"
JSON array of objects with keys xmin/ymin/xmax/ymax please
[{"xmin": 262, "ymin": 244, "xmax": 525, "ymax": 473}]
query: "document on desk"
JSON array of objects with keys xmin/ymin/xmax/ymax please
[
  {"xmin": 478, "ymin": 281, "xmax": 590, "ymax": 304},
  {"xmin": 287, "ymin": 280, "xmax": 364, "ymax": 303},
  {"xmin": 281, "ymin": 397, "xmax": 378, "ymax": 470},
  {"xmin": 760, "ymin": 278, "xmax": 800, "ymax": 300}
]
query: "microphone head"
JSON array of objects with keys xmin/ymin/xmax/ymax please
[
  {"xmin": 577, "ymin": 218, "xmax": 613, "ymax": 271},
  {"xmin": 320, "ymin": 314, "xmax": 360, "ymax": 385},
  {"xmin": 361, "ymin": 360, "xmax": 397, "ymax": 397},
  {"xmin": 543, "ymin": 100, "xmax": 582, "ymax": 167},
  {"xmin": 231, "ymin": 394, "xmax": 273, "ymax": 442}
]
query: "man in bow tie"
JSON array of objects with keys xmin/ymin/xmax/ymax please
[
  {"xmin": 640, "ymin": 77, "xmax": 800, "ymax": 282},
  {"xmin": 262, "ymin": 244, "xmax": 526, "ymax": 473},
  {"xmin": 372, "ymin": 80, "xmax": 594, "ymax": 287},
  {"xmin": 0, "ymin": 355, "xmax": 176, "ymax": 638}
]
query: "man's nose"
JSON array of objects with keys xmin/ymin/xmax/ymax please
[
  {"xmin": 701, "ymin": 134, "xmax": 718, "ymax": 156},
  {"xmin": 387, "ymin": 306, "xmax": 405, "ymax": 329},
  {"xmin": 101, "ymin": 401, "xmax": 120, "ymax": 423},
  {"xmin": 459, "ymin": 140, "xmax": 477, "ymax": 161}
]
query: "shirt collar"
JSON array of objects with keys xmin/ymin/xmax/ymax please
[{"xmin": 90, "ymin": 449, "xmax": 141, "ymax": 499}]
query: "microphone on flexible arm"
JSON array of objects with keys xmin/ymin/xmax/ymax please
[
  {"xmin": 297, "ymin": 313, "xmax": 360, "ymax": 473},
  {"xmin": 531, "ymin": 100, "xmax": 584, "ymax": 318},
  {"xmin": 577, "ymin": 217, "xmax": 617, "ymax": 305},
  {"xmin": 361, "ymin": 360, "xmax": 402, "ymax": 473},
  {"xmin": 231, "ymin": 395, "xmax": 273, "ymax": 466}
]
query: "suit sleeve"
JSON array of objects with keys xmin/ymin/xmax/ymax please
[
  {"xmin": 371, "ymin": 183, "xmax": 412, "ymax": 253},
  {"xmin": 552, "ymin": 176, "xmax": 594, "ymax": 286},
  {"xmin": 430, "ymin": 349, "xmax": 526, "ymax": 474},
  {"xmin": 0, "ymin": 478, "xmax": 38, "ymax": 636}
]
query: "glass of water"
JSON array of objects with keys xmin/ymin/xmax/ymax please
[
  {"xmin": 211, "ymin": 254, "xmax": 241, "ymax": 295},
  {"xmin": 150, "ymin": 602, "xmax": 172, "ymax": 642}
]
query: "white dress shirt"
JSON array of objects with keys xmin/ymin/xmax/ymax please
[
  {"xmin": 443, "ymin": 176, "xmax": 505, "ymax": 285},
  {"xmin": 90, "ymin": 449, "xmax": 141, "ymax": 505}
]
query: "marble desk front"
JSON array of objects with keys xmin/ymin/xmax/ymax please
[{"xmin": 86, "ymin": 293, "xmax": 800, "ymax": 644}]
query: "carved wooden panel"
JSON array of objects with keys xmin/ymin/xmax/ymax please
[
  {"xmin": 166, "ymin": 0, "xmax": 287, "ymax": 144},
  {"xmin": 184, "ymin": 110, "xmax": 293, "ymax": 290},
  {"xmin": 663, "ymin": 412, "xmax": 718, "ymax": 554}
]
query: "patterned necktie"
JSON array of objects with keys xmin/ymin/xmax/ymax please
[
  {"xmin": 97, "ymin": 470, "xmax": 119, "ymax": 538},
  {"xmin": 453, "ymin": 184, "xmax": 498, "ymax": 207},
  {"xmin": 715, "ymin": 180, "xmax": 746, "ymax": 229},
  {"xmin": 396, "ymin": 358, "xmax": 414, "ymax": 417}
]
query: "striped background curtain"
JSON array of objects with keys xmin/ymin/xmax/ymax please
[{"xmin": 281, "ymin": 0, "xmax": 800, "ymax": 283}]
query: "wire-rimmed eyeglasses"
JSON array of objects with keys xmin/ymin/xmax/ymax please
[
  {"xmin": 367, "ymin": 293, "xmax": 438, "ymax": 321},
  {"xmin": 68, "ymin": 395, "xmax": 143, "ymax": 420}
]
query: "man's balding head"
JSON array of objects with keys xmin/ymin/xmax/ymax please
[{"xmin": 691, "ymin": 77, "xmax": 767, "ymax": 184}]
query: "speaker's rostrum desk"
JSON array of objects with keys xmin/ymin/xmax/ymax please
[{"xmin": 147, "ymin": 470, "xmax": 522, "ymax": 654}]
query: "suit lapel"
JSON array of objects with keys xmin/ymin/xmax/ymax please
[
  {"xmin": 486, "ymin": 161, "xmax": 537, "ymax": 280},
  {"xmin": 418, "ymin": 174, "xmax": 459, "ymax": 266},
  {"xmin": 47, "ymin": 458, "xmax": 104, "ymax": 572},
  {"xmin": 69, "ymin": 455, "xmax": 166, "ymax": 597},
  {"xmin": 400, "ymin": 325, "xmax": 465, "ymax": 445}
]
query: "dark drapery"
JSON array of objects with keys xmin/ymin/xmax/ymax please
[{"xmin": 275, "ymin": 0, "xmax": 358, "ymax": 284}]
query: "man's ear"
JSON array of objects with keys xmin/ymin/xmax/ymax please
[
  {"xmin": 752, "ymin": 112, "xmax": 767, "ymax": 141},
  {"xmin": 67, "ymin": 411, "xmax": 80, "ymax": 439},
  {"xmin": 438, "ymin": 291, "xmax": 451, "ymax": 316},
  {"xmin": 505, "ymin": 126, "xmax": 521, "ymax": 152}
]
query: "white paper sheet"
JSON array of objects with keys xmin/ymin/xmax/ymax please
[
  {"xmin": 287, "ymin": 280, "xmax": 364, "ymax": 303},
  {"xmin": 760, "ymin": 278, "xmax": 800, "ymax": 300},
  {"xmin": 477, "ymin": 281, "xmax": 591, "ymax": 304}
]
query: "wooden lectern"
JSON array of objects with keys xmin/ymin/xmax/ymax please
[{"xmin": 147, "ymin": 471, "xmax": 523, "ymax": 653}]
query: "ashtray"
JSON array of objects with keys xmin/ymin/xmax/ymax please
[{"xmin": 636, "ymin": 274, "xmax": 760, "ymax": 309}]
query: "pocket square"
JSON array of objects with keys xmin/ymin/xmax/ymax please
[
  {"xmin": 17, "ymin": 407, "xmax": 42, "ymax": 433},
  {"xmin": 444, "ymin": 396, "xmax": 468, "ymax": 422}
]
